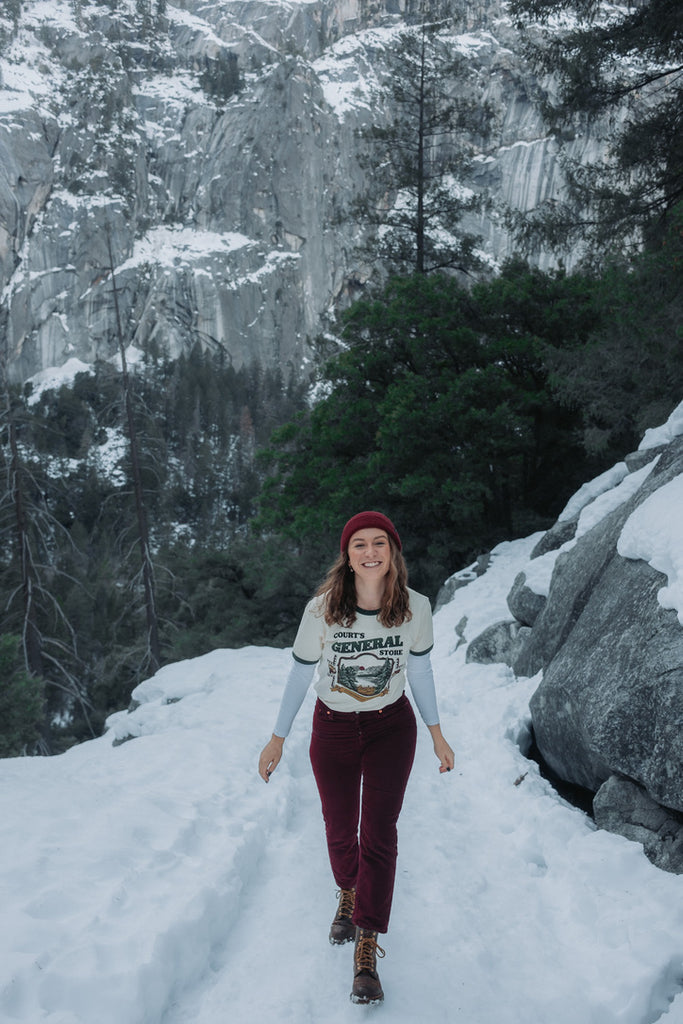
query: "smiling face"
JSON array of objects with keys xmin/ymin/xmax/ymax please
[{"xmin": 347, "ymin": 528, "xmax": 391, "ymax": 587}]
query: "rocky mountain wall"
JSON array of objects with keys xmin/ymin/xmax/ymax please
[{"xmin": 1, "ymin": 0, "xmax": 612, "ymax": 383}]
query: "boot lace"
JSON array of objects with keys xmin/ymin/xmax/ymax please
[
  {"xmin": 355, "ymin": 931, "xmax": 386, "ymax": 973},
  {"xmin": 335, "ymin": 888, "xmax": 356, "ymax": 920}
]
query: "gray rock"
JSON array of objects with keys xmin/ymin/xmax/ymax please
[
  {"xmin": 526, "ymin": 436, "xmax": 683, "ymax": 809},
  {"xmin": 624, "ymin": 446, "xmax": 668, "ymax": 473},
  {"xmin": 436, "ymin": 553, "xmax": 490, "ymax": 609},
  {"xmin": 506, "ymin": 571, "xmax": 546, "ymax": 626},
  {"xmin": 530, "ymin": 517, "xmax": 578, "ymax": 558},
  {"xmin": 594, "ymin": 776, "xmax": 683, "ymax": 874},
  {"xmin": 513, "ymin": 509, "xmax": 619, "ymax": 679},
  {"xmin": 0, "ymin": 110, "xmax": 56, "ymax": 288},
  {"xmin": 1, "ymin": 0, "xmax": 635, "ymax": 384},
  {"xmin": 529, "ymin": 555, "xmax": 682, "ymax": 793},
  {"xmin": 466, "ymin": 619, "xmax": 530, "ymax": 667}
]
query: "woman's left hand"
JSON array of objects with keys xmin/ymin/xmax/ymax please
[{"xmin": 427, "ymin": 723, "xmax": 455, "ymax": 774}]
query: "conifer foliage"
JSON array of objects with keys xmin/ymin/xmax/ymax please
[
  {"xmin": 257, "ymin": 217, "xmax": 683, "ymax": 596},
  {"xmin": 258, "ymin": 266, "xmax": 604, "ymax": 595},
  {"xmin": 509, "ymin": 0, "xmax": 683, "ymax": 251},
  {"xmin": 356, "ymin": 1, "xmax": 492, "ymax": 275},
  {"xmin": 0, "ymin": 636, "xmax": 44, "ymax": 758},
  {"xmin": 0, "ymin": 349, "xmax": 308, "ymax": 752}
]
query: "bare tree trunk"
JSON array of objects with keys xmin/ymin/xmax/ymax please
[
  {"xmin": 0, "ymin": 304, "xmax": 43, "ymax": 678},
  {"xmin": 6, "ymin": 402, "xmax": 44, "ymax": 677},
  {"xmin": 106, "ymin": 233, "xmax": 161, "ymax": 674},
  {"xmin": 0, "ymin": 310, "xmax": 53, "ymax": 748},
  {"xmin": 416, "ymin": 19, "xmax": 427, "ymax": 275}
]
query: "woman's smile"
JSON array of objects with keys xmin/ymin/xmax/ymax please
[{"xmin": 347, "ymin": 529, "xmax": 390, "ymax": 579}]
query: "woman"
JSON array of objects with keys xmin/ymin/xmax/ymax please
[{"xmin": 258, "ymin": 511, "xmax": 455, "ymax": 1005}]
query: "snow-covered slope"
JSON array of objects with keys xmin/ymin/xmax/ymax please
[{"xmin": 3, "ymin": 533, "xmax": 683, "ymax": 1024}]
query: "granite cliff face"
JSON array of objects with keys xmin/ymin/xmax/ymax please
[{"xmin": 1, "ymin": 0, "xmax": 608, "ymax": 383}]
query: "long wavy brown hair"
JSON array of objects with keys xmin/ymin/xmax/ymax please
[{"xmin": 315, "ymin": 536, "xmax": 412, "ymax": 628}]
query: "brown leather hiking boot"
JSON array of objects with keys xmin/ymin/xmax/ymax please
[
  {"xmin": 329, "ymin": 888, "xmax": 356, "ymax": 945},
  {"xmin": 350, "ymin": 927, "xmax": 385, "ymax": 1005}
]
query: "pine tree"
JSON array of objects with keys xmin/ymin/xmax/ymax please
[
  {"xmin": 356, "ymin": 0, "xmax": 492, "ymax": 275},
  {"xmin": 257, "ymin": 267, "xmax": 601, "ymax": 594},
  {"xmin": 0, "ymin": 314, "xmax": 97, "ymax": 747},
  {"xmin": 0, "ymin": 635, "xmax": 45, "ymax": 757},
  {"xmin": 509, "ymin": 0, "xmax": 683, "ymax": 253},
  {"xmin": 106, "ymin": 233, "xmax": 160, "ymax": 675},
  {"xmin": 0, "ymin": 0, "xmax": 22, "ymax": 50}
]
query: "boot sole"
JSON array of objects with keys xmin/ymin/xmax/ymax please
[{"xmin": 350, "ymin": 993, "xmax": 384, "ymax": 1005}]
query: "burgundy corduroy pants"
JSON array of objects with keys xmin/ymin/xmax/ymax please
[{"xmin": 309, "ymin": 693, "xmax": 417, "ymax": 934}]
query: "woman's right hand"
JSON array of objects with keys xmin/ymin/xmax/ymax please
[{"xmin": 258, "ymin": 734, "xmax": 285, "ymax": 782}]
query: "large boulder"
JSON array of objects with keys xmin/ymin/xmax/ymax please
[
  {"xmin": 514, "ymin": 437, "xmax": 683, "ymax": 682},
  {"xmin": 594, "ymin": 776, "xmax": 683, "ymax": 874},
  {"xmin": 529, "ymin": 550, "xmax": 683, "ymax": 799},
  {"xmin": 496, "ymin": 423, "xmax": 683, "ymax": 868},
  {"xmin": 529, "ymin": 517, "xmax": 577, "ymax": 559},
  {"xmin": 465, "ymin": 619, "xmax": 530, "ymax": 667},
  {"xmin": 506, "ymin": 571, "xmax": 546, "ymax": 626}
]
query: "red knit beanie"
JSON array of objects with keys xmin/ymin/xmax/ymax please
[{"xmin": 340, "ymin": 511, "xmax": 402, "ymax": 553}]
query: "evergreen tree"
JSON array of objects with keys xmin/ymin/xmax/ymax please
[
  {"xmin": 357, "ymin": 0, "xmax": 492, "ymax": 275},
  {"xmin": 135, "ymin": 0, "xmax": 152, "ymax": 36},
  {"xmin": 0, "ymin": 635, "xmax": 45, "ymax": 757},
  {"xmin": 0, "ymin": 320, "xmax": 310, "ymax": 747},
  {"xmin": 257, "ymin": 267, "xmax": 602, "ymax": 595},
  {"xmin": 540, "ymin": 205, "xmax": 683, "ymax": 456},
  {"xmin": 199, "ymin": 52, "xmax": 242, "ymax": 105},
  {"xmin": 106, "ymin": 233, "xmax": 160, "ymax": 675},
  {"xmin": 509, "ymin": 0, "xmax": 683, "ymax": 253},
  {"xmin": 0, "ymin": 376, "xmax": 96, "ymax": 748}
]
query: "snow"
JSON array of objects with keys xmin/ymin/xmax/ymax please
[
  {"xmin": 26, "ymin": 347, "xmax": 144, "ymax": 406},
  {"xmin": 639, "ymin": 399, "xmax": 683, "ymax": 451},
  {"xmin": 26, "ymin": 357, "xmax": 93, "ymax": 406},
  {"xmin": 3, "ymin": 535, "xmax": 683, "ymax": 1024},
  {"xmin": 119, "ymin": 227, "xmax": 253, "ymax": 273},
  {"xmin": 618, "ymin": 476, "xmax": 683, "ymax": 626},
  {"xmin": 313, "ymin": 29, "xmax": 392, "ymax": 120},
  {"xmin": 521, "ymin": 400, "xmax": 683, "ymax": 603},
  {"xmin": 109, "ymin": 226, "xmax": 299, "ymax": 289},
  {"xmin": 2, "ymin": 3, "xmax": 683, "ymax": 1017},
  {"xmin": 134, "ymin": 72, "xmax": 205, "ymax": 109},
  {"xmin": 313, "ymin": 24, "xmax": 501, "ymax": 123},
  {"xmin": 0, "ymin": 0, "xmax": 74, "ymax": 114},
  {"xmin": 522, "ymin": 455, "xmax": 660, "ymax": 598},
  {"xmin": 558, "ymin": 461, "xmax": 630, "ymax": 522},
  {"xmin": 573, "ymin": 456, "xmax": 660, "ymax": 539},
  {"xmin": 90, "ymin": 426, "xmax": 128, "ymax": 486}
]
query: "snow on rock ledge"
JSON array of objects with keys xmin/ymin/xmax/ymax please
[{"xmin": 467, "ymin": 400, "xmax": 683, "ymax": 872}]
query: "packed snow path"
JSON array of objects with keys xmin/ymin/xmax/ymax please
[{"xmin": 3, "ymin": 536, "xmax": 683, "ymax": 1024}]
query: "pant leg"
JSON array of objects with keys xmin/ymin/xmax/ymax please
[
  {"xmin": 309, "ymin": 700, "xmax": 362, "ymax": 891},
  {"xmin": 355, "ymin": 695, "xmax": 417, "ymax": 934}
]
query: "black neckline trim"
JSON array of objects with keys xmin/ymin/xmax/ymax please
[{"xmin": 356, "ymin": 606, "xmax": 380, "ymax": 616}]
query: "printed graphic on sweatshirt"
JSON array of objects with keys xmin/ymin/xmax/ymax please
[{"xmin": 327, "ymin": 630, "xmax": 403, "ymax": 702}]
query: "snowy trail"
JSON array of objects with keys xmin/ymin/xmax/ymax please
[
  {"xmin": 160, "ymin": 696, "xmax": 340, "ymax": 1023},
  {"xmin": 5, "ymin": 534, "xmax": 683, "ymax": 1024},
  {"xmin": 162, "ymin": 633, "xmax": 683, "ymax": 1023},
  {"xmin": 160, "ymin": 705, "xmax": 467, "ymax": 1024}
]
